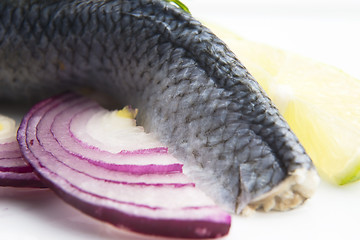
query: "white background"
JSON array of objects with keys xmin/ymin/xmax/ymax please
[
  {"xmin": 1, "ymin": 0, "xmax": 360, "ymax": 239},
  {"xmin": 187, "ymin": 0, "xmax": 360, "ymax": 80}
]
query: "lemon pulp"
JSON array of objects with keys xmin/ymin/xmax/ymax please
[{"xmin": 208, "ymin": 24, "xmax": 360, "ymax": 185}]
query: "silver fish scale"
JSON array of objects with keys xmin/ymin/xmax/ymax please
[{"xmin": 0, "ymin": 0, "xmax": 315, "ymax": 212}]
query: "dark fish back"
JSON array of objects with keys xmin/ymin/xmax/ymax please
[{"xmin": 0, "ymin": 0, "xmax": 317, "ymax": 213}]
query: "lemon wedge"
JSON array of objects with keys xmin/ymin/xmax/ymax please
[{"xmin": 208, "ymin": 24, "xmax": 360, "ymax": 185}]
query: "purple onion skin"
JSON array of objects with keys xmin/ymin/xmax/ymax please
[
  {"xmin": 0, "ymin": 177, "xmax": 46, "ymax": 188},
  {"xmin": 16, "ymin": 93, "xmax": 231, "ymax": 239},
  {"xmin": 0, "ymin": 161, "xmax": 46, "ymax": 188},
  {"xmin": 0, "ymin": 144, "xmax": 46, "ymax": 188},
  {"xmin": 44, "ymin": 175, "xmax": 230, "ymax": 239}
]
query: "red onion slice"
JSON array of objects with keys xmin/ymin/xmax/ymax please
[
  {"xmin": 0, "ymin": 115, "xmax": 44, "ymax": 188},
  {"xmin": 17, "ymin": 93, "xmax": 231, "ymax": 239}
]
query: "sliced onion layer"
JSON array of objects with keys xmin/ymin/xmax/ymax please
[
  {"xmin": 0, "ymin": 115, "xmax": 44, "ymax": 188},
  {"xmin": 17, "ymin": 93, "xmax": 231, "ymax": 239}
]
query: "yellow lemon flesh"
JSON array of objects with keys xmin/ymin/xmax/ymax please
[{"xmin": 208, "ymin": 24, "xmax": 360, "ymax": 185}]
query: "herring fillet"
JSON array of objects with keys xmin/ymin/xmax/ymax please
[{"xmin": 0, "ymin": 0, "xmax": 318, "ymax": 213}]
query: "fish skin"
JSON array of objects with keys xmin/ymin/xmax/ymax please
[{"xmin": 0, "ymin": 0, "xmax": 316, "ymax": 212}]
